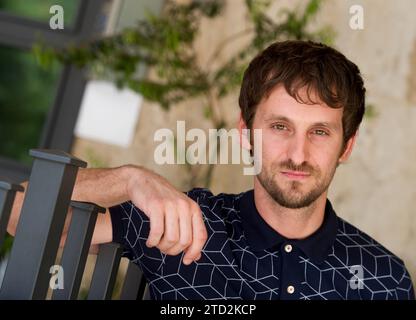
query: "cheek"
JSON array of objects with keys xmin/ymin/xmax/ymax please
[
  {"xmin": 310, "ymin": 147, "xmax": 339, "ymax": 173},
  {"xmin": 260, "ymin": 131, "xmax": 288, "ymax": 161}
]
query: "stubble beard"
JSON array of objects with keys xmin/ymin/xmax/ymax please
[{"xmin": 257, "ymin": 159, "xmax": 336, "ymax": 209}]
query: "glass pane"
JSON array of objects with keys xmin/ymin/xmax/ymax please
[
  {"xmin": 0, "ymin": 0, "xmax": 80, "ymax": 28},
  {"xmin": 0, "ymin": 45, "xmax": 61, "ymax": 165}
]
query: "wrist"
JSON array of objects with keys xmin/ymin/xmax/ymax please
[{"xmin": 123, "ymin": 164, "xmax": 145, "ymax": 200}]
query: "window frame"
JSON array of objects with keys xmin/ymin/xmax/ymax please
[{"xmin": 0, "ymin": 0, "xmax": 108, "ymax": 182}]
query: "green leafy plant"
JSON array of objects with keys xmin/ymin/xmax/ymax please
[{"xmin": 35, "ymin": 0, "xmax": 334, "ymax": 188}]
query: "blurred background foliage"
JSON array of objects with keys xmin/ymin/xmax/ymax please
[
  {"xmin": 0, "ymin": 0, "xmax": 79, "ymax": 164},
  {"xmin": 35, "ymin": 0, "xmax": 334, "ymax": 188},
  {"xmin": 0, "ymin": 0, "xmax": 79, "ymax": 263},
  {"xmin": 0, "ymin": 46, "xmax": 60, "ymax": 165}
]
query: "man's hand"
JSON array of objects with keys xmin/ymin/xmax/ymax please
[{"xmin": 127, "ymin": 167, "xmax": 208, "ymax": 265}]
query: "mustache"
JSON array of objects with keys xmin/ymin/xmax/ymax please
[{"xmin": 279, "ymin": 159, "xmax": 316, "ymax": 174}]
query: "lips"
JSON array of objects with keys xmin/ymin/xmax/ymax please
[{"xmin": 281, "ymin": 170, "xmax": 311, "ymax": 180}]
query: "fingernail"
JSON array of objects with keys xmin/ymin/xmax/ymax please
[{"xmin": 183, "ymin": 258, "xmax": 190, "ymax": 265}]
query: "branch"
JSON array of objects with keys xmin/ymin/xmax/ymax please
[{"xmin": 205, "ymin": 27, "xmax": 254, "ymax": 68}]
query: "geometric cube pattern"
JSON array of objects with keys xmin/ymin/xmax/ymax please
[{"xmin": 109, "ymin": 188, "xmax": 414, "ymax": 300}]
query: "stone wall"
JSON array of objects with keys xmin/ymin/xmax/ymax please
[{"xmin": 72, "ymin": 0, "xmax": 416, "ymax": 288}]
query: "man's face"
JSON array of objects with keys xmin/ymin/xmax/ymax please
[{"xmin": 249, "ymin": 85, "xmax": 353, "ymax": 209}]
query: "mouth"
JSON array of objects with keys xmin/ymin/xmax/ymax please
[{"xmin": 280, "ymin": 170, "xmax": 311, "ymax": 180}]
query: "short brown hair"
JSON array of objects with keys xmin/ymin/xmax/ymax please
[{"xmin": 239, "ymin": 40, "xmax": 366, "ymax": 147}]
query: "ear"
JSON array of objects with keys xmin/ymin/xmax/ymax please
[
  {"xmin": 238, "ymin": 114, "xmax": 252, "ymax": 151},
  {"xmin": 338, "ymin": 130, "xmax": 358, "ymax": 164}
]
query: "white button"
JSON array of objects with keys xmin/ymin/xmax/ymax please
[
  {"xmin": 284, "ymin": 244, "xmax": 292, "ymax": 253},
  {"xmin": 287, "ymin": 285, "xmax": 295, "ymax": 294}
]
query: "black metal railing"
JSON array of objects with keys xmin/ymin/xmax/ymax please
[{"xmin": 0, "ymin": 149, "xmax": 148, "ymax": 300}]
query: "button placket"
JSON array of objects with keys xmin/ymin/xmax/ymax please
[
  {"xmin": 285, "ymin": 245, "xmax": 294, "ymax": 295},
  {"xmin": 279, "ymin": 243, "xmax": 301, "ymax": 299}
]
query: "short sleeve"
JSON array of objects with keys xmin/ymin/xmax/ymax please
[
  {"xmin": 109, "ymin": 201, "xmax": 166, "ymax": 278},
  {"xmin": 109, "ymin": 202, "xmax": 135, "ymax": 259},
  {"xmin": 108, "ymin": 188, "xmax": 215, "ymax": 279}
]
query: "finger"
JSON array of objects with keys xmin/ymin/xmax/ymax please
[
  {"xmin": 157, "ymin": 203, "xmax": 179, "ymax": 252},
  {"xmin": 181, "ymin": 233, "xmax": 201, "ymax": 261},
  {"xmin": 164, "ymin": 206, "xmax": 192, "ymax": 256},
  {"xmin": 183, "ymin": 208, "xmax": 207, "ymax": 264},
  {"xmin": 146, "ymin": 205, "xmax": 164, "ymax": 248}
]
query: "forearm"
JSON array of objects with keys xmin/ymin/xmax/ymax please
[
  {"xmin": 71, "ymin": 164, "xmax": 140, "ymax": 208},
  {"xmin": 59, "ymin": 164, "xmax": 141, "ymax": 242},
  {"xmin": 7, "ymin": 164, "xmax": 144, "ymax": 237}
]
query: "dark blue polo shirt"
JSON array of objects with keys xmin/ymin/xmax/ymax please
[{"xmin": 110, "ymin": 188, "xmax": 415, "ymax": 300}]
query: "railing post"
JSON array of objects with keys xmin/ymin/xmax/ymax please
[
  {"xmin": 0, "ymin": 181, "xmax": 24, "ymax": 250},
  {"xmin": 120, "ymin": 260, "xmax": 147, "ymax": 300},
  {"xmin": 0, "ymin": 149, "xmax": 86, "ymax": 300},
  {"xmin": 52, "ymin": 201, "xmax": 105, "ymax": 300},
  {"xmin": 88, "ymin": 242, "xmax": 122, "ymax": 300},
  {"xmin": 143, "ymin": 283, "xmax": 151, "ymax": 300}
]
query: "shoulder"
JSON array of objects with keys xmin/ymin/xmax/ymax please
[
  {"xmin": 186, "ymin": 188, "xmax": 245, "ymax": 220},
  {"xmin": 186, "ymin": 188, "xmax": 242, "ymax": 205},
  {"xmin": 333, "ymin": 217, "xmax": 414, "ymax": 299},
  {"xmin": 111, "ymin": 188, "xmax": 244, "ymax": 222},
  {"xmin": 335, "ymin": 217, "xmax": 401, "ymax": 263}
]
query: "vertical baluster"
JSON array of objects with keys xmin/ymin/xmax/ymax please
[
  {"xmin": 143, "ymin": 284, "xmax": 151, "ymax": 300},
  {"xmin": 88, "ymin": 242, "xmax": 122, "ymax": 300},
  {"xmin": 52, "ymin": 201, "xmax": 105, "ymax": 300},
  {"xmin": 0, "ymin": 149, "xmax": 86, "ymax": 299},
  {"xmin": 119, "ymin": 260, "xmax": 147, "ymax": 300}
]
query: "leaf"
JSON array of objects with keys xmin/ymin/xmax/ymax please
[
  {"xmin": 32, "ymin": 43, "xmax": 55, "ymax": 69},
  {"xmin": 305, "ymin": 0, "xmax": 321, "ymax": 18}
]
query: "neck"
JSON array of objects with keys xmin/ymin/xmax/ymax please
[{"xmin": 253, "ymin": 179, "xmax": 327, "ymax": 240}]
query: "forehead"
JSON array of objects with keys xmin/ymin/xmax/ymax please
[{"xmin": 255, "ymin": 85, "xmax": 343, "ymax": 127}]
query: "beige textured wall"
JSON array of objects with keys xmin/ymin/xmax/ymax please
[
  {"xmin": 72, "ymin": 0, "xmax": 416, "ymax": 287},
  {"xmin": 319, "ymin": 0, "xmax": 416, "ymax": 288}
]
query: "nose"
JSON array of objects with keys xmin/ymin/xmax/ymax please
[{"xmin": 286, "ymin": 132, "xmax": 309, "ymax": 166}]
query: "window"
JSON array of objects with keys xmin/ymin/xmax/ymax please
[
  {"xmin": 0, "ymin": 0, "xmax": 80, "ymax": 28},
  {"xmin": 0, "ymin": 45, "xmax": 61, "ymax": 165},
  {"xmin": 0, "ymin": 0, "xmax": 109, "ymax": 182}
]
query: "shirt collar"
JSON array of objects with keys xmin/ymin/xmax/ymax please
[{"xmin": 239, "ymin": 189, "xmax": 338, "ymax": 264}]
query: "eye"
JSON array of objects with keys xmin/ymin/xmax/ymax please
[
  {"xmin": 272, "ymin": 123, "xmax": 287, "ymax": 131},
  {"xmin": 313, "ymin": 129, "xmax": 329, "ymax": 136}
]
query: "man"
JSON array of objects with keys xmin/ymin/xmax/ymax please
[{"xmin": 8, "ymin": 40, "xmax": 415, "ymax": 300}]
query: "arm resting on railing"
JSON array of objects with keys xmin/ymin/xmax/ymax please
[{"xmin": 5, "ymin": 165, "xmax": 207, "ymax": 264}]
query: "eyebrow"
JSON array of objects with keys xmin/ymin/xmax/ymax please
[{"xmin": 265, "ymin": 115, "xmax": 340, "ymax": 131}]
